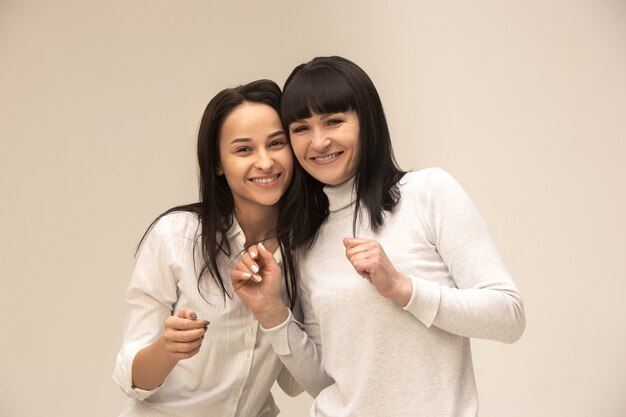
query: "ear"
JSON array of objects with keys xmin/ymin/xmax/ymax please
[{"xmin": 216, "ymin": 163, "xmax": 224, "ymax": 176}]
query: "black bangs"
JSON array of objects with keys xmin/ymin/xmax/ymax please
[{"xmin": 281, "ymin": 65, "xmax": 355, "ymax": 126}]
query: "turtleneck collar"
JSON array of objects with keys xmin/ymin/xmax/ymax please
[{"xmin": 323, "ymin": 176, "xmax": 357, "ymax": 213}]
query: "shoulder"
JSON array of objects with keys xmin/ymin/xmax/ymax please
[
  {"xmin": 148, "ymin": 210, "xmax": 201, "ymax": 244},
  {"xmin": 399, "ymin": 167, "xmax": 461, "ymax": 197}
]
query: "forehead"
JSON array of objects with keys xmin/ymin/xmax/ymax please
[{"xmin": 220, "ymin": 102, "xmax": 282, "ymax": 140}]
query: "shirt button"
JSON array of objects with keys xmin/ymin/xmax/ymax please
[{"xmin": 245, "ymin": 352, "xmax": 251, "ymax": 359}]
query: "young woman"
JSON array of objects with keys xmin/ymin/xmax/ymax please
[
  {"xmin": 113, "ymin": 79, "xmax": 301, "ymax": 417},
  {"xmin": 232, "ymin": 57, "xmax": 526, "ymax": 417}
]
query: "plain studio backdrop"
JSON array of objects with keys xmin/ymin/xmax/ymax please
[{"xmin": 1, "ymin": 1, "xmax": 624, "ymax": 416}]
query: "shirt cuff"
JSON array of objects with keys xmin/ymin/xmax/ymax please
[
  {"xmin": 113, "ymin": 343, "xmax": 161, "ymax": 401},
  {"xmin": 261, "ymin": 308, "xmax": 300, "ymax": 355},
  {"xmin": 403, "ymin": 276, "xmax": 441, "ymax": 327}
]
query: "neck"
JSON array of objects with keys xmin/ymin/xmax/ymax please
[
  {"xmin": 234, "ymin": 204, "xmax": 279, "ymax": 248},
  {"xmin": 324, "ymin": 175, "xmax": 357, "ymax": 212}
]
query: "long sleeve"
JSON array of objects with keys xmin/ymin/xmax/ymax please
[
  {"xmin": 262, "ymin": 284, "xmax": 334, "ymax": 397},
  {"xmin": 271, "ymin": 300, "xmax": 306, "ymax": 398},
  {"xmin": 114, "ymin": 212, "xmax": 300, "ymax": 416},
  {"xmin": 113, "ymin": 222, "xmax": 178, "ymax": 400},
  {"xmin": 275, "ymin": 366, "xmax": 304, "ymax": 397},
  {"xmin": 403, "ymin": 168, "xmax": 526, "ymax": 343}
]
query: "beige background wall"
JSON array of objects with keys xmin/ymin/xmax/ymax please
[{"xmin": 1, "ymin": 1, "xmax": 624, "ymax": 416}]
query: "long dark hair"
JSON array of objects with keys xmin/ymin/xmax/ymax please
[
  {"xmin": 279, "ymin": 56, "xmax": 406, "ymax": 249},
  {"xmin": 140, "ymin": 79, "xmax": 297, "ymax": 307}
]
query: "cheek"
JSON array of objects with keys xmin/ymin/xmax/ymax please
[
  {"xmin": 278, "ymin": 150, "xmax": 294, "ymax": 174},
  {"xmin": 218, "ymin": 155, "xmax": 242, "ymax": 181},
  {"xmin": 349, "ymin": 134, "xmax": 360, "ymax": 161},
  {"xmin": 217, "ymin": 148, "xmax": 229, "ymax": 174},
  {"xmin": 290, "ymin": 141, "xmax": 307, "ymax": 164}
]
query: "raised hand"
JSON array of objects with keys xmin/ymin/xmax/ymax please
[
  {"xmin": 230, "ymin": 242, "xmax": 288, "ymax": 327},
  {"xmin": 343, "ymin": 237, "xmax": 413, "ymax": 306}
]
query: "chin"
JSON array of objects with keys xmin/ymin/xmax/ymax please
[
  {"xmin": 254, "ymin": 194, "xmax": 283, "ymax": 207},
  {"xmin": 307, "ymin": 167, "xmax": 349, "ymax": 186},
  {"xmin": 318, "ymin": 175, "xmax": 349, "ymax": 187}
]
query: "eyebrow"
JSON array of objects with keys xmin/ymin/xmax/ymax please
[
  {"xmin": 229, "ymin": 137, "xmax": 252, "ymax": 145},
  {"xmin": 229, "ymin": 130, "xmax": 285, "ymax": 145},
  {"xmin": 320, "ymin": 112, "xmax": 346, "ymax": 120},
  {"xmin": 268, "ymin": 130, "xmax": 286, "ymax": 138},
  {"xmin": 292, "ymin": 112, "xmax": 343, "ymax": 124}
]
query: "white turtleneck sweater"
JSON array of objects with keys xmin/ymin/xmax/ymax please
[{"xmin": 263, "ymin": 167, "xmax": 525, "ymax": 417}]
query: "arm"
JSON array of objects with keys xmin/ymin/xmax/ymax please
[
  {"xmin": 409, "ymin": 168, "xmax": 525, "ymax": 342},
  {"xmin": 343, "ymin": 168, "xmax": 525, "ymax": 343},
  {"xmin": 261, "ymin": 287, "xmax": 334, "ymax": 397},
  {"xmin": 131, "ymin": 308, "xmax": 208, "ymax": 390},
  {"xmin": 113, "ymin": 221, "xmax": 208, "ymax": 398},
  {"xmin": 275, "ymin": 365, "xmax": 305, "ymax": 398},
  {"xmin": 231, "ymin": 244, "xmax": 334, "ymax": 396}
]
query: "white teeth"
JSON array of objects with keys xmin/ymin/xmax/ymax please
[
  {"xmin": 314, "ymin": 153, "xmax": 339, "ymax": 161},
  {"xmin": 251, "ymin": 175, "xmax": 278, "ymax": 184}
]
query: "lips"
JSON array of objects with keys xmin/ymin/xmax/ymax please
[
  {"xmin": 249, "ymin": 173, "xmax": 281, "ymax": 185},
  {"xmin": 310, "ymin": 152, "xmax": 343, "ymax": 163}
]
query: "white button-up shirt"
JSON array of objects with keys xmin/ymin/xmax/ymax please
[{"xmin": 113, "ymin": 211, "xmax": 300, "ymax": 417}]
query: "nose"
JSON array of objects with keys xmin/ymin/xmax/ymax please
[
  {"xmin": 254, "ymin": 149, "xmax": 274, "ymax": 171},
  {"xmin": 310, "ymin": 128, "xmax": 331, "ymax": 152}
]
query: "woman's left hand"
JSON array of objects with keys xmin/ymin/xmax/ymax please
[{"xmin": 343, "ymin": 237, "xmax": 413, "ymax": 306}]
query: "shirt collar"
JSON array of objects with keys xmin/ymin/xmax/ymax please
[
  {"xmin": 226, "ymin": 216, "xmax": 244, "ymax": 240},
  {"xmin": 225, "ymin": 216, "xmax": 283, "ymax": 264}
]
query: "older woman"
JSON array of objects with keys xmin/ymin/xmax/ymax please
[{"xmin": 232, "ymin": 57, "xmax": 525, "ymax": 417}]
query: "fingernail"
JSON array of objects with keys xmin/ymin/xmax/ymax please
[
  {"xmin": 242, "ymin": 272, "xmax": 252, "ymax": 279},
  {"xmin": 252, "ymin": 274, "xmax": 262, "ymax": 282},
  {"xmin": 258, "ymin": 242, "xmax": 266, "ymax": 252},
  {"xmin": 250, "ymin": 251, "xmax": 257, "ymax": 259},
  {"xmin": 204, "ymin": 320, "xmax": 210, "ymax": 327},
  {"xmin": 190, "ymin": 312, "xmax": 197, "ymax": 320},
  {"xmin": 251, "ymin": 264, "xmax": 259, "ymax": 273}
]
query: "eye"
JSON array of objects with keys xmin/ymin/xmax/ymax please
[
  {"xmin": 269, "ymin": 139, "xmax": 287, "ymax": 148},
  {"xmin": 234, "ymin": 146, "xmax": 252, "ymax": 153},
  {"xmin": 326, "ymin": 118, "xmax": 343, "ymax": 127},
  {"xmin": 290, "ymin": 125, "xmax": 309, "ymax": 134}
]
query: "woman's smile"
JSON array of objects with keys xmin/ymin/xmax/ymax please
[
  {"xmin": 310, "ymin": 152, "xmax": 344, "ymax": 164},
  {"xmin": 249, "ymin": 173, "xmax": 282, "ymax": 186},
  {"xmin": 289, "ymin": 110, "xmax": 360, "ymax": 186}
]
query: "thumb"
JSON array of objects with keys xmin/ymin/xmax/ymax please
[{"xmin": 177, "ymin": 308, "xmax": 197, "ymax": 320}]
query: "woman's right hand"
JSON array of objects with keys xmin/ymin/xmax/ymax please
[
  {"xmin": 162, "ymin": 308, "xmax": 209, "ymax": 361},
  {"xmin": 230, "ymin": 242, "xmax": 288, "ymax": 327},
  {"xmin": 131, "ymin": 308, "xmax": 208, "ymax": 389}
]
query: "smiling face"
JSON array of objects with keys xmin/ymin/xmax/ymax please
[
  {"xmin": 288, "ymin": 110, "xmax": 360, "ymax": 186},
  {"xmin": 217, "ymin": 102, "xmax": 293, "ymax": 214}
]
